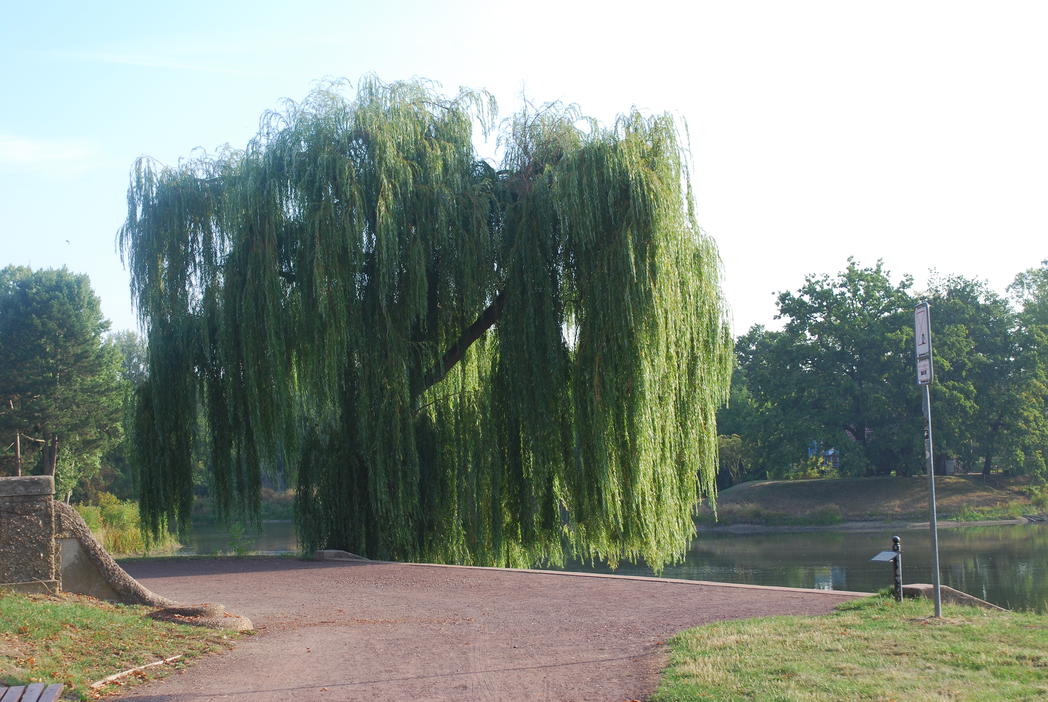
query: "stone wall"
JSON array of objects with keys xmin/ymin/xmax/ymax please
[{"xmin": 0, "ymin": 476, "xmax": 59, "ymax": 593}]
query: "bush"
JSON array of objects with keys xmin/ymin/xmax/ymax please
[
  {"xmin": 75, "ymin": 493, "xmax": 179, "ymax": 555},
  {"xmin": 1029, "ymin": 483, "xmax": 1048, "ymax": 512},
  {"xmin": 77, "ymin": 505, "xmax": 102, "ymax": 531}
]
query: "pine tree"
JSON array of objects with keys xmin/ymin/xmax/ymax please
[{"xmin": 0, "ymin": 266, "xmax": 124, "ymax": 500}]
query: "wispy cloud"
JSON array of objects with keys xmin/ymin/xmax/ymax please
[
  {"xmin": 44, "ymin": 31, "xmax": 347, "ymax": 79},
  {"xmin": 61, "ymin": 49, "xmax": 260, "ymax": 77},
  {"xmin": 0, "ymin": 134, "xmax": 101, "ymax": 171}
]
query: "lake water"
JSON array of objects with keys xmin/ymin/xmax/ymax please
[{"xmin": 176, "ymin": 520, "xmax": 1048, "ymax": 613}]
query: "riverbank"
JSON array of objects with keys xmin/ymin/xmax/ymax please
[
  {"xmin": 701, "ymin": 474, "xmax": 1045, "ymax": 528},
  {"xmin": 705, "ymin": 515, "xmax": 1036, "ymax": 534}
]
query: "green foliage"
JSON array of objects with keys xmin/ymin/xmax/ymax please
[
  {"xmin": 74, "ymin": 493, "xmax": 179, "ymax": 555},
  {"xmin": 781, "ymin": 455, "xmax": 840, "ymax": 481},
  {"xmin": 952, "ymin": 502, "xmax": 1025, "ymax": 522},
  {"xmin": 726, "ymin": 260, "xmax": 1048, "ymax": 481},
  {"xmin": 119, "ymin": 77, "xmax": 732, "ymax": 571},
  {"xmin": 731, "ymin": 260, "xmax": 918, "ymax": 478},
  {"xmin": 716, "ymin": 434, "xmax": 748, "ymax": 488},
  {"xmin": 0, "ymin": 266, "xmax": 125, "ymax": 499},
  {"xmin": 76, "ymin": 504, "xmax": 102, "ymax": 530},
  {"xmin": 1009, "ymin": 260, "xmax": 1048, "ymax": 327},
  {"xmin": 75, "ymin": 330, "xmax": 149, "ymax": 502},
  {"xmin": 226, "ymin": 521, "xmax": 250, "ymax": 557},
  {"xmin": 1030, "ymin": 482, "xmax": 1048, "ymax": 512},
  {"xmin": 926, "ymin": 274, "xmax": 1048, "ymax": 478}
]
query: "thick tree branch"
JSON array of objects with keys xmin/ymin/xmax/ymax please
[{"xmin": 423, "ymin": 291, "xmax": 506, "ymax": 391}]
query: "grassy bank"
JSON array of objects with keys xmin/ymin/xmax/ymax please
[
  {"xmin": 0, "ymin": 590, "xmax": 237, "ymax": 700},
  {"xmin": 701, "ymin": 474, "xmax": 1044, "ymax": 527},
  {"xmin": 654, "ymin": 596, "xmax": 1048, "ymax": 701}
]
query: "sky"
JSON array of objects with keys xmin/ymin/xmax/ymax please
[{"xmin": 2, "ymin": 0, "xmax": 1046, "ymax": 336}]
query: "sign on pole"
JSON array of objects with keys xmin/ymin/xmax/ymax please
[
  {"xmin": 915, "ymin": 303, "xmax": 931, "ymax": 358},
  {"xmin": 916, "ymin": 356, "xmax": 933, "ymax": 385},
  {"xmin": 914, "ymin": 301, "xmax": 943, "ymax": 617}
]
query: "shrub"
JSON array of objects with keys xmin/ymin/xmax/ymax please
[
  {"xmin": 75, "ymin": 493, "xmax": 179, "ymax": 555},
  {"xmin": 1029, "ymin": 483, "xmax": 1048, "ymax": 512}
]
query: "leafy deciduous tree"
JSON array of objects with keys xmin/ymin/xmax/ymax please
[
  {"xmin": 84, "ymin": 330, "xmax": 149, "ymax": 501},
  {"xmin": 730, "ymin": 260, "xmax": 919, "ymax": 477},
  {"xmin": 924, "ymin": 275, "xmax": 1048, "ymax": 476},
  {"xmin": 727, "ymin": 262, "xmax": 1048, "ymax": 482}
]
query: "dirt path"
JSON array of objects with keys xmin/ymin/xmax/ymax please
[{"xmin": 115, "ymin": 558, "xmax": 865, "ymax": 701}]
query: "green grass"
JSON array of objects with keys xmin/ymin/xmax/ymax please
[
  {"xmin": 952, "ymin": 502, "xmax": 1027, "ymax": 522},
  {"xmin": 0, "ymin": 590, "xmax": 238, "ymax": 700},
  {"xmin": 653, "ymin": 596, "xmax": 1048, "ymax": 701}
]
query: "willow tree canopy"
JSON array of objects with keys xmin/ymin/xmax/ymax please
[{"xmin": 120, "ymin": 78, "xmax": 732, "ymax": 570}]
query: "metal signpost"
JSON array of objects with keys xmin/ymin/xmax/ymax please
[{"xmin": 915, "ymin": 301, "xmax": 943, "ymax": 617}]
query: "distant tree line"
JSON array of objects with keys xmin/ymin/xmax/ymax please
[
  {"xmin": 718, "ymin": 259, "xmax": 1048, "ymax": 485},
  {"xmin": 5, "ymin": 257, "xmax": 1046, "ymax": 505}
]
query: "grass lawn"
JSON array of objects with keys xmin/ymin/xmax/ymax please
[
  {"xmin": 654, "ymin": 596, "xmax": 1048, "ymax": 701},
  {"xmin": 0, "ymin": 590, "xmax": 239, "ymax": 700}
]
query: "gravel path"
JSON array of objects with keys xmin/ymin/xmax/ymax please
[{"xmin": 115, "ymin": 557, "xmax": 866, "ymax": 701}]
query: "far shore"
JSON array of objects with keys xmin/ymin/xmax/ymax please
[{"xmin": 703, "ymin": 515, "xmax": 1042, "ymax": 534}]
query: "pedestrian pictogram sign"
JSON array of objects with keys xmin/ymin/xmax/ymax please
[
  {"xmin": 915, "ymin": 303, "xmax": 931, "ymax": 358},
  {"xmin": 915, "ymin": 302, "xmax": 933, "ymax": 385}
]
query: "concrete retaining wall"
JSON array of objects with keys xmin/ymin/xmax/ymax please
[{"xmin": 0, "ymin": 476, "xmax": 59, "ymax": 593}]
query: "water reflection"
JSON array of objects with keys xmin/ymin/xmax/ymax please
[
  {"xmin": 178, "ymin": 520, "xmax": 299, "ymax": 556},
  {"xmin": 178, "ymin": 520, "xmax": 1048, "ymax": 613},
  {"xmin": 573, "ymin": 524, "xmax": 1048, "ymax": 613}
]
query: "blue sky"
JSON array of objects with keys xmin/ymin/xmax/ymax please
[{"xmin": 3, "ymin": 0, "xmax": 1047, "ymax": 334}]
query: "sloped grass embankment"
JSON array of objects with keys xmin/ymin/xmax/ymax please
[
  {"xmin": 701, "ymin": 475, "xmax": 1044, "ymax": 527},
  {"xmin": 0, "ymin": 590, "xmax": 237, "ymax": 700}
]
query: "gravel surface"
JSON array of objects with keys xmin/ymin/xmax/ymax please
[{"xmin": 116, "ymin": 557, "xmax": 866, "ymax": 701}]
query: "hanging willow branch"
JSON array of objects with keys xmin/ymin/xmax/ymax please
[{"xmin": 119, "ymin": 76, "xmax": 732, "ymax": 571}]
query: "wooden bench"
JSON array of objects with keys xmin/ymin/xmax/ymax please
[{"xmin": 0, "ymin": 684, "xmax": 64, "ymax": 702}]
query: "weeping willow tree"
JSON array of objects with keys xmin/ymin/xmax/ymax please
[{"xmin": 120, "ymin": 77, "xmax": 732, "ymax": 571}]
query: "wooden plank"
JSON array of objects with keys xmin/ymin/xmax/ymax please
[
  {"xmin": 36, "ymin": 685, "xmax": 64, "ymax": 702},
  {"xmin": 0, "ymin": 686, "xmax": 27, "ymax": 702},
  {"xmin": 21, "ymin": 683, "xmax": 46, "ymax": 702}
]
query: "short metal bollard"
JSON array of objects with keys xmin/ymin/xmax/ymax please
[{"xmin": 869, "ymin": 536, "xmax": 903, "ymax": 602}]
